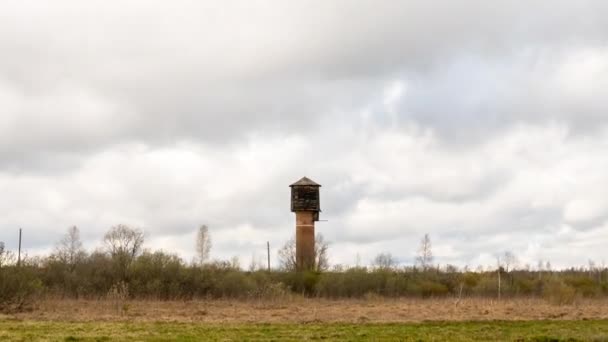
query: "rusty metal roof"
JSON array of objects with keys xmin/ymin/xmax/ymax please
[{"xmin": 289, "ymin": 176, "xmax": 321, "ymax": 187}]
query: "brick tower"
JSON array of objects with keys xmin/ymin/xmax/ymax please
[{"xmin": 290, "ymin": 177, "xmax": 321, "ymax": 271}]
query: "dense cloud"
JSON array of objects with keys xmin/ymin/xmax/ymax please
[{"xmin": 1, "ymin": 1, "xmax": 607, "ymax": 268}]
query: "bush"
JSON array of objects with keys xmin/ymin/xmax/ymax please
[
  {"xmin": 417, "ymin": 280, "xmax": 449, "ymax": 298},
  {"xmin": 564, "ymin": 277, "xmax": 600, "ymax": 298},
  {"xmin": 5, "ymin": 243, "xmax": 608, "ymax": 302},
  {"xmin": 283, "ymin": 271, "xmax": 320, "ymax": 295},
  {"xmin": 0, "ymin": 266, "xmax": 43, "ymax": 313},
  {"xmin": 542, "ymin": 280, "xmax": 577, "ymax": 305},
  {"xmin": 249, "ymin": 281, "xmax": 290, "ymax": 300},
  {"xmin": 215, "ymin": 271, "xmax": 256, "ymax": 298},
  {"xmin": 473, "ymin": 276, "xmax": 500, "ymax": 297}
]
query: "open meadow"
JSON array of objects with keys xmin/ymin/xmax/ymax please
[
  {"xmin": 2, "ymin": 298, "xmax": 608, "ymax": 341},
  {"xmin": 3, "ymin": 320, "xmax": 608, "ymax": 341}
]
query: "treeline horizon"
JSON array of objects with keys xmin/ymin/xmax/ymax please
[
  {"xmin": 1, "ymin": 225, "xmax": 607, "ymax": 312},
  {"xmin": 0, "ymin": 225, "xmax": 595, "ymax": 272}
]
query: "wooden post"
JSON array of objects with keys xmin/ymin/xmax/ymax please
[
  {"xmin": 267, "ymin": 241, "xmax": 270, "ymax": 272},
  {"xmin": 496, "ymin": 256, "xmax": 501, "ymax": 301},
  {"xmin": 17, "ymin": 228, "xmax": 22, "ymax": 267}
]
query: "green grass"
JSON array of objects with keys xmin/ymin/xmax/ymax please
[{"xmin": 1, "ymin": 320, "xmax": 608, "ymax": 341}]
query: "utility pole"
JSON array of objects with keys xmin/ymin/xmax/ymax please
[
  {"xmin": 267, "ymin": 241, "xmax": 271, "ymax": 272},
  {"xmin": 17, "ymin": 228, "xmax": 22, "ymax": 267},
  {"xmin": 497, "ymin": 256, "xmax": 501, "ymax": 301}
]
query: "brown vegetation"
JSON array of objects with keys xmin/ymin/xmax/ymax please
[
  {"xmin": 3, "ymin": 225, "xmax": 608, "ymax": 320},
  {"xmin": 3, "ymin": 297, "xmax": 608, "ymax": 324}
]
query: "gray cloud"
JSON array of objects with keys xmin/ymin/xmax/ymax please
[{"xmin": 1, "ymin": 1, "xmax": 608, "ymax": 268}]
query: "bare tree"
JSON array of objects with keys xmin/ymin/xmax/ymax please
[
  {"xmin": 104, "ymin": 225, "xmax": 144, "ymax": 258},
  {"xmin": 104, "ymin": 224, "xmax": 144, "ymax": 280},
  {"xmin": 278, "ymin": 238, "xmax": 296, "ymax": 271},
  {"xmin": 0, "ymin": 242, "xmax": 7, "ymax": 268},
  {"xmin": 230, "ymin": 256, "xmax": 241, "ymax": 270},
  {"xmin": 0, "ymin": 242, "xmax": 16, "ymax": 269},
  {"xmin": 0, "ymin": 241, "xmax": 5, "ymax": 269},
  {"xmin": 248, "ymin": 253, "xmax": 267, "ymax": 272},
  {"xmin": 589, "ymin": 259, "xmax": 596, "ymax": 279},
  {"xmin": 415, "ymin": 233, "xmax": 433, "ymax": 271},
  {"xmin": 503, "ymin": 251, "xmax": 518, "ymax": 273},
  {"xmin": 195, "ymin": 225, "xmax": 212, "ymax": 265},
  {"xmin": 248, "ymin": 253, "xmax": 258, "ymax": 272},
  {"xmin": 537, "ymin": 259, "xmax": 544, "ymax": 280},
  {"xmin": 373, "ymin": 252, "xmax": 396, "ymax": 270},
  {"xmin": 315, "ymin": 234, "xmax": 330, "ymax": 272},
  {"xmin": 55, "ymin": 226, "xmax": 86, "ymax": 270},
  {"xmin": 355, "ymin": 253, "xmax": 362, "ymax": 268},
  {"xmin": 278, "ymin": 234, "xmax": 329, "ymax": 272}
]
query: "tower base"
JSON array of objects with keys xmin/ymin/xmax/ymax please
[{"xmin": 295, "ymin": 211, "xmax": 316, "ymax": 271}]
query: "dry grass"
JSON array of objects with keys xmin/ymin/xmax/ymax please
[{"xmin": 3, "ymin": 297, "xmax": 608, "ymax": 323}]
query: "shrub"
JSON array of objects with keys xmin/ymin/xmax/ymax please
[
  {"xmin": 215, "ymin": 271, "xmax": 256, "ymax": 298},
  {"xmin": 542, "ymin": 280, "xmax": 577, "ymax": 305},
  {"xmin": 283, "ymin": 271, "xmax": 320, "ymax": 295},
  {"xmin": 564, "ymin": 277, "xmax": 600, "ymax": 298},
  {"xmin": 249, "ymin": 282, "xmax": 290, "ymax": 300},
  {"xmin": 0, "ymin": 266, "xmax": 43, "ymax": 313},
  {"xmin": 417, "ymin": 280, "xmax": 449, "ymax": 298},
  {"xmin": 107, "ymin": 281, "xmax": 129, "ymax": 314}
]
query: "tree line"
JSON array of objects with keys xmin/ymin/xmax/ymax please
[{"xmin": 0, "ymin": 226, "xmax": 607, "ymax": 312}]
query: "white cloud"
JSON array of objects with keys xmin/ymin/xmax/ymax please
[{"xmin": 1, "ymin": 1, "xmax": 608, "ymax": 269}]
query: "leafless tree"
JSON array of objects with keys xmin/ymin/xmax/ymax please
[
  {"xmin": 503, "ymin": 251, "xmax": 518, "ymax": 273},
  {"xmin": 248, "ymin": 253, "xmax": 266, "ymax": 272},
  {"xmin": 278, "ymin": 234, "xmax": 329, "ymax": 272},
  {"xmin": 537, "ymin": 259, "xmax": 544, "ymax": 280},
  {"xmin": 373, "ymin": 252, "xmax": 396, "ymax": 270},
  {"xmin": 0, "ymin": 242, "xmax": 7, "ymax": 268},
  {"xmin": 315, "ymin": 234, "xmax": 330, "ymax": 271},
  {"xmin": 104, "ymin": 225, "xmax": 144, "ymax": 259},
  {"xmin": 0, "ymin": 242, "xmax": 16, "ymax": 269},
  {"xmin": 195, "ymin": 225, "xmax": 212, "ymax": 265},
  {"xmin": 55, "ymin": 226, "xmax": 86, "ymax": 270},
  {"xmin": 230, "ymin": 256, "xmax": 241, "ymax": 270},
  {"xmin": 355, "ymin": 253, "xmax": 362, "ymax": 268},
  {"xmin": 278, "ymin": 238, "xmax": 296, "ymax": 271},
  {"xmin": 415, "ymin": 233, "xmax": 433, "ymax": 271},
  {"xmin": 589, "ymin": 259, "xmax": 596, "ymax": 279},
  {"xmin": 104, "ymin": 224, "xmax": 144, "ymax": 280},
  {"xmin": 248, "ymin": 253, "xmax": 257, "ymax": 272},
  {"xmin": 500, "ymin": 251, "xmax": 513, "ymax": 291}
]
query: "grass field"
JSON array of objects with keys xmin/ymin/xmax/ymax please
[
  {"xmin": 2, "ymin": 320, "xmax": 608, "ymax": 341},
  {"xmin": 2, "ymin": 299, "xmax": 608, "ymax": 341}
]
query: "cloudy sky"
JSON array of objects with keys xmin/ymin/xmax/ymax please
[{"xmin": 1, "ymin": 1, "xmax": 608, "ymax": 269}]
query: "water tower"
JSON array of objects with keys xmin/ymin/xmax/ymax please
[{"xmin": 290, "ymin": 177, "xmax": 321, "ymax": 271}]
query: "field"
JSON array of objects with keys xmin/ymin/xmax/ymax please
[
  {"xmin": 2, "ymin": 320, "xmax": 608, "ymax": 341},
  {"xmin": 2, "ymin": 298, "xmax": 608, "ymax": 341}
]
